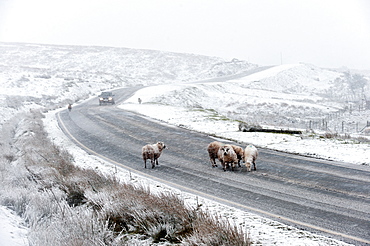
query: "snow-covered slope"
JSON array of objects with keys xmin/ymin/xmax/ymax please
[
  {"xmin": 124, "ymin": 63, "xmax": 370, "ymax": 132},
  {"xmin": 0, "ymin": 42, "xmax": 256, "ymax": 87},
  {"xmin": 0, "ymin": 42, "xmax": 256, "ymax": 125}
]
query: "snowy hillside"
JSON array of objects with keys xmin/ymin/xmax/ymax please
[
  {"xmin": 0, "ymin": 42, "xmax": 256, "ymax": 87},
  {"xmin": 0, "ymin": 42, "xmax": 256, "ymax": 125},
  {"xmin": 124, "ymin": 63, "xmax": 370, "ymax": 133}
]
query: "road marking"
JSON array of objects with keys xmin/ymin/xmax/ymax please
[{"xmin": 56, "ymin": 111, "xmax": 370, "ymax": 245}]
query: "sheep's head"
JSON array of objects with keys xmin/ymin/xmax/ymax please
[
  {"xmin": 220, "ymin": 145, "xmax": 232, "ymax": 156},
  {"xmin": 244, "ymin": 161, "xmax": 252, "ymax": 172},
  {"xmin": 157, "ymin": 142, "xmax": 167, "ymax": 150}
]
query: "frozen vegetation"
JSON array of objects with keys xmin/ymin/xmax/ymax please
[{"xmin": 0, "ymin": 42, "xmax": 369, "ymax": 245}]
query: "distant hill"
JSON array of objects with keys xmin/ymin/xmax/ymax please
[
  {"xmin": 0, "ymin": 42, "xmax": 257, "ymax": 124},
  {"xmin": 330, "ymin": 66, "xmax": 370, "ymax": 78},
  {"xmin": 0, "ymin": 42, "xmax": 257, "ymax": 87}
]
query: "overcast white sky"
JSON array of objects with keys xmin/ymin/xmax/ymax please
[{"xmin": 0, "ymin": 0, "xmax": 369, "ymax": 69}]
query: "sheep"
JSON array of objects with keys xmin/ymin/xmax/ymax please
[
  {"xmin": 142, "ymin": 145, "xmax": 155, "ymax": 168},
  {"xmin": 217, "ymin": 144, "xmax": 238, "ymax": 171},
  {"xmin": 231, "ymin": 145, "xmax": 244, "ymax": 167},
  {"xmin": 142, "ymin": 142, "xmax": 166, "ymax": 168},
  {"xmin": 244, "ymin": 145, "xmax": 258, "ymax": 171},
  {"xmin": 207, "ymin": 141, "xmax": 223, "ymax": 167}
]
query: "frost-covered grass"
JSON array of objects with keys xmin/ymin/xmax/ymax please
[{"xmin": 0, "ymin": 111, "xmax": 251, "ymax": 245}]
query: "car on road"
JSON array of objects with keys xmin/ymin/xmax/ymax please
[{"xmin": 99, "ymin": 91, "xmax": 115, "ymax": 105}]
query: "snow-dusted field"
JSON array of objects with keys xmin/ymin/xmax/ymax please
[{"xmin": 0, "ymin": 43, "xmax": 369, "ymax": 245}]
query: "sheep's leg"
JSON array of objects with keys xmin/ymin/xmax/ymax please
[
  {"xmin": 222, "ymin": 161, "xmax": 227, "ymax": 171},
  {"xmin": 219, "ymin": 160, "xmax": 225, "ymax": 171},
  {"xmin": 151, "ymin": 159, "xmax": 155, "ymax": 169},
  {"xmin": 210, "ymin": 158, "xmax": 217, "ymax": 167},
  {"xmin": 253, "ymin": 161, "xmax": 257, "ymax": 171},
  {"xmin": 144, "ymin": 159, "xmax": 147, "ymax": 169},
  {"xmin": 232, "ymin": 162, "xmax": 238, "ymax": 171},
  {"xmin": 231, "ymin": 162, "xmax": 236, "ymax": 171}
]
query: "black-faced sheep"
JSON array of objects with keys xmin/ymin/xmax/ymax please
[
  {"xmin": 244, "ymin": 145, "xmax": 258, "ymax": 171},
  {"xmin": 142, "ymin": 142, "xmax": 166, "ymax": 168},
  {"xmin": 207, "ymin": 141, "xmax": 223, "ymax": 167},
  {"xmin": 231, "ymin": 145, "xmax": 244, "ymax": 167},
  {"xmin": 217, "ymin": 144, "xmax": 238, "ymax": 171}
]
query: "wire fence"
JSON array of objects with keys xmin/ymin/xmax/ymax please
[
  {"xmin": 305, "ymin": 119, "xmax": 370, "ymax": 133},
  {"xmin": 239, "ymin": 110, "xmax": 370, "ymax": 135}
]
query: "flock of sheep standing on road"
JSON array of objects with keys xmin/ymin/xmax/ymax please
[
  {"xmin": 142, "ymin": 140, "xmax": 258, "ymax": 172},
  {"xmin": 207, "ymin": 141, "xmax": 258, "ymax": 171}
]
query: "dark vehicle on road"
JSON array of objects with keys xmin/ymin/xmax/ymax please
[{"xmin": 99, "ymin": 91, "xmax": 115, "ymax": 105}]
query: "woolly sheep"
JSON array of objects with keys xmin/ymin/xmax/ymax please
[
  {"xmin": 231, "ymin": 145, "xmax": 244, "ymax": 167},
  {"xmin": 244, "ymin": 145, "xmax": 258, "ymax": 171},
  {"xmin": 207, "ymin": 141, "xmax": 223, "ymax": 167},
  {"xmin": 142, "ymin": 142, "xmax": 167, "ymax": 168},
  {"xmin": 217, "ymin": 144, "xmax": 238, "ymax": 171}
]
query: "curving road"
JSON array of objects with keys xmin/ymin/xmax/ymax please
[{"xmin": 57, "ymin": 86, "xmax": 370, "ymax": 245}]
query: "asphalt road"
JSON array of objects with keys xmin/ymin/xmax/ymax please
[{"xmin": 57, "ymin": 86, "xmax": 370, "ymax": 245}]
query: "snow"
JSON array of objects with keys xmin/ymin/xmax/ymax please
[
  {"xmin": 1, "ymin": 55, "xmax": 369, "ymax": 245},
  {"xmin": 0, "ymin": 207, "xmax": 28, "ymax": 246}
]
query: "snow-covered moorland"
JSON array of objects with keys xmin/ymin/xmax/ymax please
[
  {"xmin": 0, "ymin": 42, "xmax": 369, "ymax": 245},
  {"xmin": 0, "ymin": 42, "xmax": 256, "ymax": 125}
]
